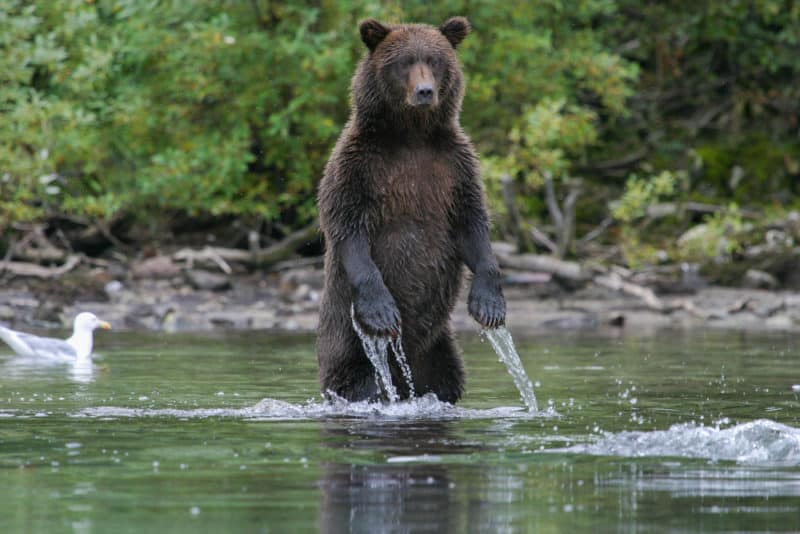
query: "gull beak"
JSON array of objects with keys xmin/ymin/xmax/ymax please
[{"xmin": 98, "ymin": 321, "xmax": 112, "ymax": 330}]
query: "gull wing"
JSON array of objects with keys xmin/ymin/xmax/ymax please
[
  {"xmin": 0, "ymin": 326, "xmax": 37, "ymax": 357},
  {"xmin": 11, "ymin": 331, "xmax": 77, "ymax": 359}
]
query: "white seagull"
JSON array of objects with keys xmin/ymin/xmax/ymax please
[{"xmin": 0, "ymin": 312, "xmax": 111, "ymax": 361}]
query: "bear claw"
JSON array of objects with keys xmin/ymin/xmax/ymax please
[
  {"xmin": 468, "ymin": 278, "xmax": 506, "ymax": 329},
  {"xmin": 353, "ymin": 293, "xmax": 402, "ymax": 338}
]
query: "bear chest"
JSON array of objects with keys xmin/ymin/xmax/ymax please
[{"xmin": 370, "ymin": 149, "xmax": 457, "ymax": 223}]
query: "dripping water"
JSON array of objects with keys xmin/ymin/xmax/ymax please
[
  {"xmin": 390, "ymin": 335, "xmax": 415, "ymax": 398},
  {"xmin": 350, "ymin": 305, "xmax": 415, "ymax": 401},
  {"xmin": 483, "ymin": 326, "xmax": 538, "ymax": 412}
]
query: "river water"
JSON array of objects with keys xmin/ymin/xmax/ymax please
[{"xmin": 1, "ymin": 329, "xmax": 799, "ymax": 532}]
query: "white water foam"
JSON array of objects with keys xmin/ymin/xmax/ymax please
[
  {"xmin": 350, "ymin": 305, "xmax": 415, "ymax": 400},
  {"xmin": 483, "ymin": 327, "xmax": 538, "ymax": 412},
  {"xmin": 557, "ymin": 419, "xmax": 800, "ymax": 466},
  {"xmin": 69, "ymin": 393, "xmax": 555, "ymax": 421}
]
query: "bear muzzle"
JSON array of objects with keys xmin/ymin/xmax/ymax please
[{"xmin": 407, "ymin": 64, "xmax": 438, "ymax": 108}]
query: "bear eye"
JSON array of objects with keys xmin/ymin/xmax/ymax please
[{"xmin": 401, "ymin": 56, "xmax": 415, "ymax": 68}]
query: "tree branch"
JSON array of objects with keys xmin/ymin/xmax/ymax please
[{"xmin": 543, "ymin": 172, "xmax": 563, "ymax": 230}]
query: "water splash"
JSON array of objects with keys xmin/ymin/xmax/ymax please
[
  {"xmin": 483, "ymin": 327, "xmax": 538, "ymax": 412},
  {"xmin": 69, "ymin": 393, "xmax": 553, "ymax": 421},
  {"xmin": 350, "ymin": 305, "xmax": 415, "ymax": 400},
  {"xmin": 351, "ymin": 318, "xmax": 398, "ymax": 402},
  {"xmin": 557, "ymin": 419, "xmax": 800, "ymax": 466}
]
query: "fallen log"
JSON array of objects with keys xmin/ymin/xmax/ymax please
[
  {"xmin": 494, "ymin": 251, "xmax": 591, "ymax": 282},
  {"xmin": 268, "ymin": 256, "xmax": 325, "ymax": 272},
  {"xmin": 173, "ymin": 247, "xmax": 236, "ymax": 274},
  {"xmin": 0, "ymin": 255, "xmax": 81, "ymax": 279},
  {"xmin": 593, "ymin": 272, "xmax": 666, "ymax": 311},
  {"xmin": 174, "ymin": 220, "xmax": 320, "ymax": 270},
  {"xmin": 593, "ymin": 270, "xmax": 728, "ymax": 319},
  {"xmin": 252, "ymin": 220, "xmax": 319, "ymax": 266},
  {"xmin": 7, "ymin": 224, "xmax": 68, "ymax": 263}
]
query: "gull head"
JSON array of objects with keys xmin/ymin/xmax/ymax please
[{"xmin": 73, "ymin": 312, "xmax": 112, "ymax": 335}]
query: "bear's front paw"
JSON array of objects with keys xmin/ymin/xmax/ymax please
[
  {"xmin": 353, "ymin": 290, "xmax": 402, "ymax": 338},
  {"xmin": 468, "ymin": 275, "xmax": 506, "ymax": 329}
]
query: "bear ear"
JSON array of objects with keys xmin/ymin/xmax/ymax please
[
  {"xmin": 439, "ymin": 17, "xmax": 470, "ymax": 48},
  {"xmin": 360, "ymin": 19, "xmax": 390, "ymax": 51}
]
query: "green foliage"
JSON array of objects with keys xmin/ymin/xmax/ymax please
[
  {"xmin": 505, "ymin": 99, "xmax": 599, "ymax": 186},
  {"xmin": 607, "ymin": 1, "xmax": 800, "ymax": 201},
  {"xmin": 612, "ymin": 171, "xmax": 686, "ymax": 223},
  {"xmin": 0, "ymin": 0, "xmax": 366, "ymax": 231},
  {"xmin": 617, "ymin": 227, "xmax": 662, "ymax": 270},
  {"xmin": 675, "ymin": 206, "xmax": 749, "ymax": 262},
  {"xmin": 693, "ymin": 137, "xmax": 800, "ymax": 203},
  {"xmin": 456, "ymin": 1, "xmax": 638, "ymax": 231},
  {"xmin": 0, "ymin": 0, "xmax": 641, "ymax": 235},
  {"xmin": 1, "ymin": 0, "xmax": 798, "ymax": 266}
]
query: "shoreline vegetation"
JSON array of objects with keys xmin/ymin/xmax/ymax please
[{"xmin": 2, "ymin": 2, "xmax": 799, "ymax": 334}]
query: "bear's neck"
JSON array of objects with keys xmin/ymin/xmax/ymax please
[{"xmin": 353, "ymin": 101, "xmax": 459, "ymax": 142}]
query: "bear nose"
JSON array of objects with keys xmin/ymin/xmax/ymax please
[{"xmin": 415, "ymin": 83, "xmax": 434, "ymax": 105}]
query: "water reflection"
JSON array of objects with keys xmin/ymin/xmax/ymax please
[
  {"xmin": 319, "ymin": 421, "xmax": 464, "ymax": 533},
  {"xmin": 605, "ymin": 465, "xmax": 800, "ymax": 498},
  {"xmin": 0, "ymin": 355, "xmax": 97, "ymax": 384},
  {"xmin": 320, "ymin": 462, "xmax": 462, "ymax": 533},
  {"xmin": 318, "ymin": 421, "xmax": 526, "ymax": 533}
]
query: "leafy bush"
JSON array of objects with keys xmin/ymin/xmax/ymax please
[
  {"xmin": 1, "ymin": 0, "xmax": 363, "ymax": 231},
  {"xmin": 1, "ymin": 1, "xmax": 798, "ymax": 266}
]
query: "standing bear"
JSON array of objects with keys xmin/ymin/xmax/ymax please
[{"xmin": 317, "ymin": 17, "xmax": 505, "ymax": 403}]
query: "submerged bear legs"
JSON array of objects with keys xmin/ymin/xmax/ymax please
[
  {"xmin": 319, "ymin": 327, "xmax": 465, "ymax": 404},
  {"xmin": 408, "ymin": 332, "xmax": 465, "ymax": 404},
  {"xmin": 319, "ymin": 337, "xmax": 381, "ymax": 402}
]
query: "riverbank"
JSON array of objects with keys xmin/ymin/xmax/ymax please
[{"xmin": 2, "ymin": 259, "xmax": 799, "ymax": 334}]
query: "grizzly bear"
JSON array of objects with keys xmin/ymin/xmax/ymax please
[{"xmin": 316, "ymin": 17, "xmax": 505, "ymax": 403}]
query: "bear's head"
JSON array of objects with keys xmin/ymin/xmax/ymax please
[{"xmin": 352, "ymin": 17, "xmax": 470, "ymax": 132}]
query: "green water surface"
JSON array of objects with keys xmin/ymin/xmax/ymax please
[{"xmin": 1, "ymin": 329, "xmax": 799, "ymax": 533}]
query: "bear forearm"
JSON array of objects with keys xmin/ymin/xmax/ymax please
[
  {"xmin": 339, "ymin": 232, "xmax": 386, "ymax": 293},
  {"xmin": 457, "ymin": 213, "xmax": 500, "ymax": 278}
]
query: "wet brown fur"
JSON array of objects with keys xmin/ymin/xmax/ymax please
[{"xmin": 316, "ymin": 17, "xmax": 505, "ymax": 403}]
